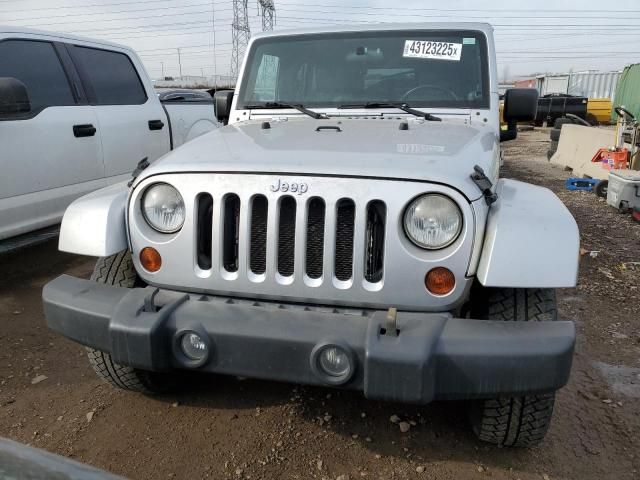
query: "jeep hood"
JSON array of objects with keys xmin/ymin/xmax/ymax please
[{"xmin": 139, "ymin": 119, "xmax": 498, "ymax": 201}]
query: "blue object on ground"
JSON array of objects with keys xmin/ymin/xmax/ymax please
[{"xmin": 565, "ymin": 177, "xmax": 598, "ymax": 191}]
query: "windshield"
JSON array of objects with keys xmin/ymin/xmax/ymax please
[{"xmin": 238, "ymin": 30, "xmax": 489, "ymax": 110}]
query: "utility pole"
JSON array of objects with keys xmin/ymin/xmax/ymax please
[
  {"xmin": 160, "ymin": 61, "xmax": 164, "ymax": 79},
  {"xmin": 211, "ymin": 0, "xmax": 218, "ymax": 90},
  {"xmin": 177, "ymin": 48, "xmax": 183, "ymax": 79},
  {"xmin": 230, "ymin": 0, "xmax": 250, "ymax": 81},
  {"xmin": 258, "ymin": 0, "xmax": 275, "ymax": 31}
]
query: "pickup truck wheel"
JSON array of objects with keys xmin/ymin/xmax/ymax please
[
  {"xmin": 468, "ymin": 287, "xmax": 557, "ymax": 447},
  {"xmin": 86, "ymin": 251, "xmax": 175, "ymax": 394}
]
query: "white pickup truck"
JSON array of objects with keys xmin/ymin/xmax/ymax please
[{"xmin": 0, "ymin": 27, "xmax": 219, "ymax": 242}]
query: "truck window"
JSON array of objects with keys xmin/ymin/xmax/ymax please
[
  {"xmin": 238, "ymin": 30, "xmax": 488, "ymax": 109},
  {"xmin": 0, "ymin": 39, "xmax": 74, "ymax": 114},
  {"xmin": 72, "ymin": 47, "xmax": 147, "ymax": 105}
]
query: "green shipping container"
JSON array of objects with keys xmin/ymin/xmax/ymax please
[{"xmin": 612, "ymin": 63, "xmax": 640, "ymax": 122}]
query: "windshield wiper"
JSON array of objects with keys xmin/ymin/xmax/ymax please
[
  {"xmin": 338, "ymin": 102, "xmax": 441, "ymax": 122},
  {"xmin": 244, "ymin": 102, "xmax": 326, "ymax": 119}
]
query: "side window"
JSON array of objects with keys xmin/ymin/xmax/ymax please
[
  {"xmin": 72, "ymin": 46, "xmax": 147, "ymax": 105},
  {"xmin": 253, "ymin": 54, "xmax": 280, "ymax": 102},
  {"xmin": 0, "ymin": 39, "xmax": 74, "ymax": 113}
]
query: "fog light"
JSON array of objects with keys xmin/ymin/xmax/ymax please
[
  {"xmin": 319, "ymin": 346, "xmax": 350, "ymax": 377},
  {"xmin": 180, "ymin": 332, "xmax": 208, "ymax": 361},
  {"xmin": 310, "ymin": 343, "xmax": 355, "ymax": 385}
]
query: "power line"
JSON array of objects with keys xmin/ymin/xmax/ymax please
[
  {"xmin": 51, "ymin": 20, "xmax": 228, "ymax": 36},
  {"xmin": 107, "ymin": 28, "xmax": 232, "ymax": 41},
  {"xmin": 137, "ymin": 43, "xmax": 225, "ymax": 53},
  {"xmin": 272, "ymin": 1, "xmax": 640, "ymax": 14},
  {"xmin": 3, "ymin": 0, "xmax": 229, "ymax": 13},
  {"xmin": 9, "ymin": 8, "xmax": 230, "ymax": 28},
  {"xmin": 272, "ymin": 5, "xmax": 640, "ymax": 20},
  {"xmin": 272, "ymin": 15, "xmax": 640, "ymax": 28},
  {"xmin": 6, "ymin": 2, "xmax": 230, "ymax": 22}
]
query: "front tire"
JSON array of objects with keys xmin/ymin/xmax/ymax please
[
  {"xmin": 86, "ymin": 251, "xmax": 175, "ymax": 394},
  {"xmin": 468, "ymin": 287, "xmax": 558, "ymax": 447}
]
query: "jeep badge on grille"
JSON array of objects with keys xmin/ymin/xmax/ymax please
[{"xmin": 270, "ymin": 179, "xmax": 308, "ymax": 195}]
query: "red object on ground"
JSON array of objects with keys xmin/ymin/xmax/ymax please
[{"xmin": 591, "ymin": 147, "xmax": 630, "ymax": 170}]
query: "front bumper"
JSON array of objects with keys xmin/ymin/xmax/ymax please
[{"xmin": 43, "ymin": 275, "xmax": 575, "ymax": 404}]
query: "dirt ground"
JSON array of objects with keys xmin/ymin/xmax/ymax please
[{"xmin": 1, "ymin": 129, "xmax": 639, "ymax": 480}]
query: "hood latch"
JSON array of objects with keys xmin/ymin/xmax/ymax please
[
  {"xmin": 128, "ymin": 157, "xmax": 150, "ymax": 187},
  {"xmin": 470, "ymin": 165, "xmax": 498, "ymax": 205}
]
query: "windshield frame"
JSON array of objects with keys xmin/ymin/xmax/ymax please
[{"xmin": 237, "ymin": 29, "xmax": 490, "ymax": 111}]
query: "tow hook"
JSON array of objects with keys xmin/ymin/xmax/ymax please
[
  {"xmin": 383, "ymin": 307, "xmax": 399, "ymax": 337},
  {"xmin": 143, "ymin": 288, "xmax": 160, "ymax": 313}
]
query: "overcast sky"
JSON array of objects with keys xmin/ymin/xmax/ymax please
[{"xmin": 2, "ymin": 0, "xmax": 640, "ymax": 80}]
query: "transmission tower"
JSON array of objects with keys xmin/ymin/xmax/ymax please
[
  {"xmin": 231, "ymin": 0, "xmax": 251, "ymax": 80},
  {"xmin": 258, "ymin": 0, "xmax": 275, "ymax": 31}
]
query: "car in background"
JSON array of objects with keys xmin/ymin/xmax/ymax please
[{"xmin": 0, "ymin": 27, "xmax": 219, "ymax": 243}]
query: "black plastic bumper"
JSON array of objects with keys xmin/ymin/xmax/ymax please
[{"xmin": 43, "ymin": 275, "xmax": 575, "ymax": 404}]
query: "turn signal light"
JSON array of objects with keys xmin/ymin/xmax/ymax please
[
  {"xmin": 425, "ymin": 267, "xmax": 455, "ymax": 295},
  {"xmin": 140, "ymin": 247, "xmax": 162, "ymax": 272}
]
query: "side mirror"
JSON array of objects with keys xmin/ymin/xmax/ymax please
[
  {"xmin": 214, "ymin": 90, "xmax": 234, "ymax": 125},
  {"xmin": 0, "ymin": 77, "xmax": 31, "ymax": 117},
  {"xmin": 500, "ymin": 88, "xmax": 539, "ymax": 142}
]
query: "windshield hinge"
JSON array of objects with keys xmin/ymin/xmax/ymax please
[{"xmin": 470, "ymin": 165, "xmax": 498, "ymax": 205}]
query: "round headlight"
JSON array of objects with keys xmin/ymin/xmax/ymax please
[
  {"xmin": 142, "ymin": 183, "xmax": 186, "ymax": 233},
  {"xmin": 404, "ymin": 194, "xmax": 462, "ymax": 249}
]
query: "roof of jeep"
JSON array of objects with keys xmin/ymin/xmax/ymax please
[
  {"xmin": 250, "ymin": 22, "xmax": 494, "ymax": 40},
  {"xmin": 0, "ymin": 25, "xmax": 133, "ymax": 53}
]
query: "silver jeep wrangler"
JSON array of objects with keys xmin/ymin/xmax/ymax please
[{"xmin": 43, "ymin": 23, "xmax": 580, "ymax": 447}]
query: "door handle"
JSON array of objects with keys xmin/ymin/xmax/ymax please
[
  {"xmin": 73, "ymin": 124, "xmax": 97, "ymax": 137},
  {"xmin": 148, "ymin": 119, "xmax": 165, "ymax": 130}
]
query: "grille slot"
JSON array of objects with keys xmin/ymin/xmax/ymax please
[
  {"xmin": 277, "ymin": 196, "xmax": 296, "ymax": 277},
  {"xmin": 334, "ymin": 199, "xmax": 355, "ymax": 281},
  {"xmin": 196, "ymin": 193, "xmax": 213, "ymax": 270},
  {"xmin": 364, "ymin": 200, "xmax": 386, "ymax": 283},
  {"xmin": 305, "ymin": 197, "xmax": 325, "ymax": 279},
  {"xmin": 222, "ymin": 194, "xmax": 240, "ymax": 272},
  {"xmin": 249, "ymin": 195, "xmax": 268, "ymax": 275}
]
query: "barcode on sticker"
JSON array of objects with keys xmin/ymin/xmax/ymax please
[{"xmin": 403, "ymin": 40, "xmax": 462, "ymax": 61}]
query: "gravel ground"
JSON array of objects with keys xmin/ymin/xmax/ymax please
[{"xmin": 1, "ymin": 129, "xmax": 639, "ymax": 480}]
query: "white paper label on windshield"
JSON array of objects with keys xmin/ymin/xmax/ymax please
[{"xmin": 402, "ymin": 40, "xmax": 462, "ymax": 61}]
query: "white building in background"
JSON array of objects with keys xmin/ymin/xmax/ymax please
[{"xmin": 537, "ymin": 71, "xmax": 621, "ymax": 99}]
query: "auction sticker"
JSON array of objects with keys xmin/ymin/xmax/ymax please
[{"xmin": 403, "ymin": 40, "xmax": 462, "ymax": 61}]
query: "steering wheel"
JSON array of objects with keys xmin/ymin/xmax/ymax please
[
  {"xmin": 615, "ymin": 106, "xmax": 635, "ymax": 122},
  {"xmin": 401, "ymin": 84, "xmax": 459, "ymax": 102}
]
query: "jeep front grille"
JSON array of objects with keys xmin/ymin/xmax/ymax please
[{"xmin": 197, "ymin": 192, "xmax": 385, "ymax": 285}]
